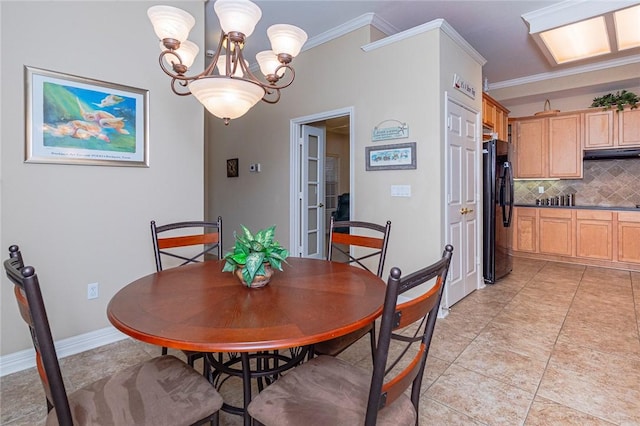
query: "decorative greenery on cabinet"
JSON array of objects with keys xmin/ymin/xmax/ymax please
[{"xmin": 590, "ymin": 90, "xmax": 639, "ymax": 111}]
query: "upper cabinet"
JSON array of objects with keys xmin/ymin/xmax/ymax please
[
  {"xmin": 618, "ymin": 107, "xmax": 640, "ymax": 146},
  {"xmin": 512, "ymin": 113, "xmax": 582, "ymax": 179},
  {"xmin": 548, "ymin": 114, "xmax": 582, "ymax": 178},
  {"xmin": 482, "ymin": 93, "xmax": 510, "ymax": 141},
  {"xmin": 584, "ymin": 107, "xmax": 640, "ymax": 149},
  {"xmin": 513, "ymin": 117, "xmax": 547, "ymax": 178}
]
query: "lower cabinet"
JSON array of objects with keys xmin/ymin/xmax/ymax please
[
  {"xmin": 576, "ymin": 210, "xmax": 613, "ymax": 260},
  {"xmin": 512, "ymin": 207, "xmax": 640, "ymax": 269},
  {"xmin": 618, "ymin": 212, "xmax": 640, "ymax": 264},
  {"xmin": 539, "ymin": 209, "xmax": 573, "ymax": 256},
  {"xmin": 514, "ymin": 207, "xmax": 537, "ymax": 252}
]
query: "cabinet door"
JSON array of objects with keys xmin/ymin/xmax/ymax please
[
  {"xmin": 549, "ymin": 114, "xmax": 582, "ymax": 178},
  {"xmin": 618, "ymin": 108, "xmax": 640, "ymax": 147},
  {"xmin": 576, "ymin": 211, "xmax": 613, "ymax": 260},
  {"xmin": 483, "ymin": 96, "xmax": 496, "ymax": 129},
  {"xmin": 515, "ymin": 118, "xmax": 547, "ymax": 178},
  {"xmin": 539, "ymin": 209, "xmax": 573, "ymax": 256},
  {"xmin": 584, "ymin": 110, "xmax": 614, "ymax": 149},
  {"xmin": 618, "ymin": 212, "xmax": 640, "ymax": 263},
  {"xmin": 514, "ymin": 207, "xmax": 537, "ymax": 252}
]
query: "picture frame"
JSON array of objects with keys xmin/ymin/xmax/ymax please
[
  {"xmin": 365, "ymin": 142, "xmax": 416, "ymax": 171},
  {"xmin": 25, "ymin": 66, "xmax": 149, "ymax": 167},
  {"xmin": 227, "ymin": 158, "xmax": 239, "ymax": 177}
]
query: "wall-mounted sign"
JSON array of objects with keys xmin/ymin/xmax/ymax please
[
  {"xmin": 372, "ymin": 119, "xmax": 408, "ymax": 142},
  {"xmin": 453, "ymin": 74, "xmax": 476, "ymax": 99}
]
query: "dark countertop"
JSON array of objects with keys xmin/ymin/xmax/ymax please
[{"xmin": 515, "ymin": 204, "xmax": 640, "ymax": 212}]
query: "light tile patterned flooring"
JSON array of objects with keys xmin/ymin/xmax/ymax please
[{"xmin": 2, "ymin": 257, "xmax": 640, "ymax": 425}]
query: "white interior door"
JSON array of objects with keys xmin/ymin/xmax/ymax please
[
  {"xmin": 300, "ymin": 125, "xmax": 325, "ymax": 258},
  {"xmin": 444, "ymin": 98, "xmax": 480, "ymax": 309}
]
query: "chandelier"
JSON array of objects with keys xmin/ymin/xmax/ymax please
[{"xmin": 148, "ymin": 0, "xmax": 307, "ymax": 125}]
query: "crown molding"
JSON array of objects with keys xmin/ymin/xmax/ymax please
[
  {"xmin": 301, "ymin": 12, "xmax": 397, "ymax": 53},
  {"xmin": 361, "ymin": 18, "xmax": 486, "ymax": 66},
  {"xmin": 490, "ymin": 54, "xmax": 640, "ymax": 90}
]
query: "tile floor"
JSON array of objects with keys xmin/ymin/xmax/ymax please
[{"xmin": 2, "ymin": 257, "xmax": 640, "ymax": 425}]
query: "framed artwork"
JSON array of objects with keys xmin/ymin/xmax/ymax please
[
  {"xmin": 25, "ymin": 66, "xmax": 149, "ymax": 167},
  {"xmin": 365, "ymin": 142, "xmax": 416, "ymax": 171},
  {"xmin": 227, "ymin": 158, "xmax": 239, "ymax": 177}
]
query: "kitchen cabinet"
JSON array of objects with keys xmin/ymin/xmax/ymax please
[
  {"xmin": 548, "ymin": 114, "xmax": 582, "ymax": 178},
  {"xmin": 576, "ymin": 210, "xmax": 613, "ymax": 260},
  {"xmin": 512, "ymin": 113, "xmax": 582, "ymax": 179},
  {"xmin": 584, "ymin": 107, "xmax": 640, "ymax": 149},
  {"xmin": 583, "ymin": 110, "xmax": 614, "ymax": 149},
  {"xmin": 618, "ymin": 212, "xmax": 640, "ymax": 264},
  {"xmin": 513, "ymin": 117, "xmax": 546, "ymax": 178},
  {"xmin": 512, "ymin": 207, "xmax": 640, "ymax": 271},
  {"xmin": 618, "ymin": 107, "xmax": 640, "ymax": 146},
  {"xmin": 538, "ymin": 209, "xmax": 573, "ymax": 256},
  {"xmin": 513, "ymin": 207, "xmax": 537, "ymax": 252},
  {"xmin": 482, "ymin": 93, "xmax": 510, "ymax": 141}
]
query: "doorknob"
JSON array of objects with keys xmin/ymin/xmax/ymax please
[
  {"xmin": 460, "ymin": 207, "xmax": 474, "ymax": 215},
  {"xmin": 318, "ymin": 203, "xmax": 324, "ymax": 208}
]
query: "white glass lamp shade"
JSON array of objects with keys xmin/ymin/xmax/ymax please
[
  {"xmin": 160, "ymin": 40, "xmax": 199, "ymax": 68},
  {"xmin": 147, "ymin": 5, "xmax": 195, "ymax": 42},
  {"xmin": 189, "ymin": 78, "xmax": 265, "ymax": 120},
  {"xmin": 256, "ymin": 50, "xmax": 285, "ymax": 77},
  {"xmin": 214, "ymin": 0, "xmax": 262, "ymax": 37},
  {"xmin": 267, "ymin": 24, "xmax": 308, "ymax": 57},
  {"xmin": 216, "ymin": 56, "xmax": 247, "ymax": 77}
]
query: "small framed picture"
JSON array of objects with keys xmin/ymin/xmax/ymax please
[
  {"xmin": 24, "ymin": 66, "xmax": 149, "ymax": 167},
  {"xmin": 227, "ymin": 158, "xmax": 239, "ymax": 177},
  {"xmin": 365, "ymin": 142, "xmax": 416, "ymax": 171}
]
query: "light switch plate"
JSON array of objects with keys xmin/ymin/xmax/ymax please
[{"xmin": 391, "ymin": 185, "xmax": 411, "ymax": 197}]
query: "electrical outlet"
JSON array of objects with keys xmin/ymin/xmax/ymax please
[{"xmin": 87, "ymin": 282, "xmax": 99, "ymax": 299}]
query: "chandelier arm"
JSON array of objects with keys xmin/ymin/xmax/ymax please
[
  {"xmin": 170, "ymin": 78, "xmax": 193, "ymax": 96},
  {"xmin": 261, "ymin": 88, "xmax": 282, "ymax": 104}
]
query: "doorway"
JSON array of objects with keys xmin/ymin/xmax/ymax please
[{"xmin": 289, "ymin": 108, "xmax": 354, "ymax": 258}]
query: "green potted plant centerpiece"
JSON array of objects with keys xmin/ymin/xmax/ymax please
[{"xmin": 222, "ymin": 225, "xmax": 289, "ymax": 288}]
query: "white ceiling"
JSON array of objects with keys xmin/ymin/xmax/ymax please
[{"xmin": 204, "ymin": 0, "xmax": 640, "ymax": 98}]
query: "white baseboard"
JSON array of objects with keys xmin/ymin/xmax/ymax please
[{"xmin": 0, "ymin": 326, "xmax": 128, "ymax": 377}]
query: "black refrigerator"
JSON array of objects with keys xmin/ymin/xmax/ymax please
[{"xmin": 483, "ymin": 139, "xmax": 513, "ymax": 284}]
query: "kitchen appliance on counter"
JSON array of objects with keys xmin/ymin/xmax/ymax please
[{"xmin": 483, "ymin": 139, "xmax": 513, "ymax": 284}]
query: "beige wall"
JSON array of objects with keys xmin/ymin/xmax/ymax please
[
  {"xmin": 0, "ymin": 1, "xmax": 206, "ymax": 355},
  {"xmin": 205, "ymin": 22, "xmax": 483, "ymax": 278}
]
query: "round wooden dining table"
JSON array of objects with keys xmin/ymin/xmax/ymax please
[{"xmin": 107, "ymin": 257, "xmax": 386, "ymax": 424}]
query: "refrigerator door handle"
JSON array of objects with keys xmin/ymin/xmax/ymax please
[{"xmin": 502, "ymin": 161, "xmax": 514, "ymax": 227}]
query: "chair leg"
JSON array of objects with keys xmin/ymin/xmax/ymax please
[{"xmin": 369, "ymin": 327, "xmax": 377, "ymax": 364}]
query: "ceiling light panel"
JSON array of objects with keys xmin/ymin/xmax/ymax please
[
  {"xmin": 614, "ymin": 5, "xmax": 640, "ymax": 50},
  {"xmin": 539, "ymin": 16, "xmax": 611, "ymax": 64}
]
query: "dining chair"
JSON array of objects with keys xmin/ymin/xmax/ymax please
[
  {"xmin": 248, "ymin": 244, "xmax": 454, "ymax": 426},
  {"xmin": 313, "ymin": 217, "xmax": 391, "ymax": 360},
  {"xmin": 150, "ymin": 218, "xmax": 222, "ymax": 368},
  {"xmin": 151, "ymin": 217, "xmax": 223, "ymax": 271},
  {"xmin": 4, "ymin": 245, "xmax": 223, "ymax": 426}
]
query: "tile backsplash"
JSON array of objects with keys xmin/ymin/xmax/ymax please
[{"xmin": 514, "ymin": 159, "xmax": 640, "ymax": 208}]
